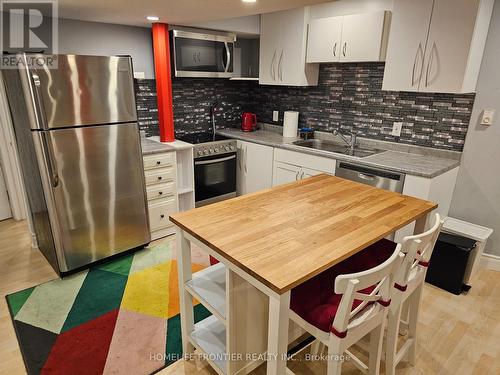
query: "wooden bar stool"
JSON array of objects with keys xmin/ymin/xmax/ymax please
[
  {"xmin": 385, "ymin": 213, "xmax": 444, "ymax": 375},
  {"xmin": 289, "ymin": 244, "xmax": 404, "ymax": 375}
]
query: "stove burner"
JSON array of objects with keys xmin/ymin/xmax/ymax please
[{"xmin": 177, "ymin": 133, "xmax": 227, "ymax": 145}]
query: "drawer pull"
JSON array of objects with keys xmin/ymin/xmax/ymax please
[
  {"xmin": 160, "ymin": 214, "xmax": 165, "ymax": 219},
  {"xmin": 159, "ymin": 191, "xmax": 163, "ymax": 195},
  {"xmin": 156, "ymin": 161, "xmax": 161, "ymax": 165},
  {"xmin": 158, "ymin": 176, "xmax": 162, "ymax": 181}
]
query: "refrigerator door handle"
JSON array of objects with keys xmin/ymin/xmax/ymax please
[
  {"xmin": 29, "ymin": 73, "xmax": 49, "ymax": 129},
  {"xmin": 41, "ymin": 133, "xmax": 59, "ymax": 188}
]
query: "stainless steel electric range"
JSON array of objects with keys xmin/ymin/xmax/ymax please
[{"xmin": 177, "ymin": 133, "xmax": 237, "ymax": 207}]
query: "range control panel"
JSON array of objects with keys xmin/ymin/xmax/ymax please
[{"xmin": 193, "ymin": 139, "xmax": 237, "ymax": 158}]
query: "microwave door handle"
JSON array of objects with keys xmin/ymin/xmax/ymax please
[
  {"xmin": 223, "ymin": 42, "xmax": 231, "ymax": 73},
  {"xmin": 221, "ymin": 43, "xmax": 227, "ymax": 72}
]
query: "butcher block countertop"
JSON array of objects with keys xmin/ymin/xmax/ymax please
[{"xmin": 170, "ymin": 174, "xmax": 437, "ymax": 294}]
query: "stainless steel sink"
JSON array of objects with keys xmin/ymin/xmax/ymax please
[{"xmin": 292, "ymin": 139, "xmax": 385, "ymax": 158}]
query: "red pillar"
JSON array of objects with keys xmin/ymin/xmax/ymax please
[{"xmin": 152, "ymin": 23, "xmax": 175, "ymax": 142}]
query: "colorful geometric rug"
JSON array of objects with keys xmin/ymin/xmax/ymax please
[{"xmin": 6, "ymin": 243, "xmax": 210, "ymax": 375}]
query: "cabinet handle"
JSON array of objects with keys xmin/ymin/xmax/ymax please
[
  {"xmin": 244, "ymin": 146, "xmax": 248, "ymax": 173},
  {"xmin": 159, "ymin": 191, "xmax": 163, "ymax": 195},
  {"xmin": 425, "ymin": 42, "xmax": 437, "ymax": 87},
  {"xmin": 411, "ymin": 43, "xmax": 422, "ymax": 86},
  {"xmin": 158, "ymin": 176, "xmax": 162, "ymax": 181},
  {"xmin": 156, "ymin": 161, "xmax": 161, "ymax": 165},
  {"xmin": 342, "ymin": 42, "xmax": 347, "ymax": 57},
  {"xmin": 270, "ymin": 49, "xmax": 277, "ymax": 81},
  {"xmin": 278, "ymin": 50, "xmax": 284, "ymax": 82},
  {"xmin": 333, "ymin": 42, "xmax": 337, "ymax": 57},
  {"xmin": 160, "ymin": 214, "xmax": 165, "ymax": 219}
]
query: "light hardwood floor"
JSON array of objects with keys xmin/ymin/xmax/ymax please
[{"xmin": 1, "ymin": 219, "xmax": 499, "ymax": 375}]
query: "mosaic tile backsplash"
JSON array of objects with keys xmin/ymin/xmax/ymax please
[
  {"xmin": 134, "ymin": 63, "xmax": 475, "ymax": 151},
  {"xmin": 135, "ymin": 79, "xmax": 159, "ymax": 137},
  {"xmin": 135, "ymin": 77, "xmax": 253, "ymax": 138}
]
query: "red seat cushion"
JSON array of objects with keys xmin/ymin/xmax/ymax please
[{"xmin": 290, "ymin": 238, "xmax": 397, "ymax": 333}]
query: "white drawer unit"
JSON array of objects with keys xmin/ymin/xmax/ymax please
[
  {"xmin": 146, "ymin": 182, "xmax": 176, "ymax": 201},
  {"xmin": 148, "ymin": 197, "xmax": 177, "ymax": 232},
  {"xmin": 143, "ymin": 152, "xmax": 175, "ymax": 170},
  {"xmin": 142, "ymin": 150, "xmax": 179, "ymax": 240},
  {"xmin": 144, "ymin": 166, "xmax": 176, "ymax": 185}
]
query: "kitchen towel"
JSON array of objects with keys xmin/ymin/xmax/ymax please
[{"xmin": 283, "ymin": 111, "xmax": 299, "ymax": 138}]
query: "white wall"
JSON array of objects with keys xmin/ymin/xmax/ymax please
[
  {"xmin": 449, "ymin": 0, "xmax": 500, "ymax": 256},
  {"xmin": 1, "ymin": 13, "xmax": 155, "ymax": 78},
  {"xmin": 188, "ymin": 15, "xmax": 260, "ymax": 36},
  {"xmin": 58, "ymin": 18, "xmax": 154, "ymax": 78}
]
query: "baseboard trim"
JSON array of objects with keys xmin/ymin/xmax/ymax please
[{"xmin": 481, "ymin": 254, "xmax": 500, "ymax": 272}]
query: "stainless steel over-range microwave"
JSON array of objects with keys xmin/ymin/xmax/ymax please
[{"xmin": 171, "ymin": 28, "xmax": 236, "ymax": 78}]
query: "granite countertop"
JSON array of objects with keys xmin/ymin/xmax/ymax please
[
  {"xmin": 141, "ymin": 138, "xmax": 176, "ymax": 155},
  {"xmin": 216, "ymin": 128, "xmax": 461, "ymax": 178}
]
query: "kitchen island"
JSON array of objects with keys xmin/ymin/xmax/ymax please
[{"xmin": 169, "ymin": 174, "xmax": 437, "ymax": 375}]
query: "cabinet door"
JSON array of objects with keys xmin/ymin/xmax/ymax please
[
  {"xmin": 420, "ymin": 0, "xmax": 480, "ymax": 93},
  {"xmin": 243, "ymin": 142, "xmax": 274, "ymax": 194},
  {"xmin": 382, "ymin": 0, "xmax": 434, "ymax": 92},
  {"xmin": 300, "ymin": 167, "xmax": 327, "ymax": 179},
  {"xmin": 273, "ymin": 162, "xmax": 301, "ymax": 186},
  {"xmin": 280, "ymin": 7, "xmax": 320, "ymax": 86},
  {"xmin": 259, "ymin": 12, "xmax": 281, "ymax": 84},
  {"xmin": 340, "ymin": 11, "xmax": 388, "ymax": 63},
  {"xmin": 279, "ymin": 7, "xmax": 306, "ymax": 85},
  {"xmin": 306, "ymin": 17, "xmax": 342, "ymax": 63},
  {"xmin": 236, "ymin": 141, "xmax": 246, "ymax": 195}
]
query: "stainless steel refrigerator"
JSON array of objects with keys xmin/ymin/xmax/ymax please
[{"xmin": 3, "ymin": 54, "xmax": 151, "ymax": 273}]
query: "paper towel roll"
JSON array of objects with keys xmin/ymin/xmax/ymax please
[{"xmin": 283, "ymin": 111, "xmax": 299, "ymax": 138}]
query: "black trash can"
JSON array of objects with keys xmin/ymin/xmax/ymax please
[{"xmin": 425, "ymin": 232, "xmax": 477, "ymax": 295}]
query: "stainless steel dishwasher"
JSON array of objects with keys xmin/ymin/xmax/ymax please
[{"xmin": 335, "ymin": 161, "xmax": 405, "ymax": 193}]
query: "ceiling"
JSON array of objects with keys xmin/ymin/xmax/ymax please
[{"xmin": 55, "ymin": 0, "xmax": 330, "ymax": 27}]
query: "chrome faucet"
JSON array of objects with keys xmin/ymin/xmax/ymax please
[{"xmin": 333, "ymin": 129, "xmax": 358, "ymax": 150}]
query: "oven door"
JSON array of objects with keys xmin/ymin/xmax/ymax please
[
  {"xmin": 194, "ymin": 153, "xmax": 237, "ymax": 207},
  {"xmin": 172, "ymin": 30, "xmax": 234, "ymax": 78}
]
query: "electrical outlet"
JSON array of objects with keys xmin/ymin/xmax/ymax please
[
  {"xmin": 392, "ymin": 122, "xmax": 403, "ymax": 137},
  {"xmin": 273, "ymin": 111, "xmax": 279, "ymax": 122},
  {"xmin": 480, "ymin": 109, "xmax": 495, "ymax": 126}
]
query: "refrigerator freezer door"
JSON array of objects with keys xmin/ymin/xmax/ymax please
[
  {"xmin": 28, "ymin": 54, "xmax": 137, "ymax": 129},
  {"xmin": 43, "ymin": 122, "xmax": 150, "ymax": 271}
]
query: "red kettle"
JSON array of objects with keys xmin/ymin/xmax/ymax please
[{"xmin": 241, "ymin": 112, "xmax": 257, "ymax": 132}]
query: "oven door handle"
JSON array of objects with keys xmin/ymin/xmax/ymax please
[{"xmin": 195, "ymin": 154, "xmax": 236, "ymax": 165}]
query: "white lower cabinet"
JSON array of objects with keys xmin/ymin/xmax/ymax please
[
  {"xmin": 274, "ymin": 162, "xmax": 301, "ymax": 185},
  {"xmin": 143, "ymin": 151, "xmax": 179, "ymax": 241},
  {"xmin": 236, "ymin": 141, "xmax": 274, "ymax": 195},
  {"xmin": 272, "ymin": 148, "xmax": 335, "ymax": 186},
  {"xmin": 395, "ymin": 166, "xmax": 459, "ymax": 242},
  {"xmin": 301, "ymin": 166, "xmax": 326, "ymax": 179}
]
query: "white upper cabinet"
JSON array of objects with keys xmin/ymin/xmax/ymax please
[
  {"xmin": 259, "ymin": 11, "xmax": 281, "ymax": 84},
  {"xmin": 383, "ymin": 0, "xmax": 494, "ymax": 93},
  {"xmin": 306, "ymin": 11, "xmax": 391, "ymax": 64},
  {"xmin": 340, "ymin": 12, "xmax": 391, "ymax": 63},
  {"xmin": 259, "ymin": 7, "xmax": 319, "ymax": 86},
  {"xmin": 380, "ymin": 0, "xmax": 433, "ymax": 92},
  {"xmin": 306, "ymin": 17, "xmax": 343, "ymax": 63}
]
